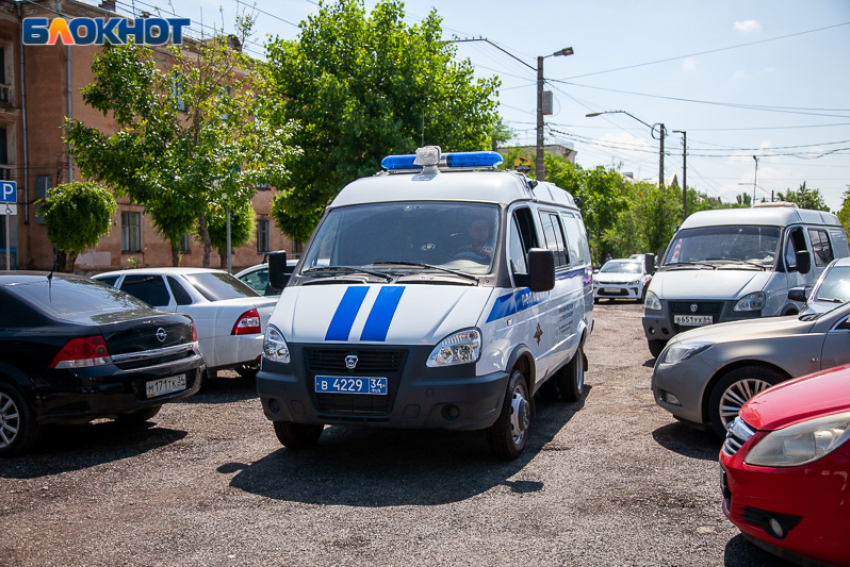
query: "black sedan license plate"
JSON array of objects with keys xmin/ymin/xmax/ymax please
[
  {"xmin": 315, "ymin": 376, "xmax": 388, "ymax": 395},
  {"xmin": 146, "ymin": 374, "xmax": 186, "ymax": 398}
]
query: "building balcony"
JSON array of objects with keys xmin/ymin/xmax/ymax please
[{"xmin": 0, "ymin": 165, "xmax": 15, "ymax": 181}]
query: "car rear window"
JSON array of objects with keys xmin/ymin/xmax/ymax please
[
  {"xmin": 183, "ymin": 272, "xmax": 259, "ymax": 301},
  {"xmin": 4, "ymin": 278, "xmax": 155, "ymax": 321}
]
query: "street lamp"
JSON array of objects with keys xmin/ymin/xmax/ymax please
[
  {"xmin": 586, "ymin": 110, "xmax": 667, "ymax": 189},
  {"xmin": 537, "ymin": 47, "xmax": 574, "ymax": 180}
]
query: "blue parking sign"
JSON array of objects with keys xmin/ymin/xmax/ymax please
[{"xmin": 0, "ymin": 181, "xmax": 15, "ymax": 204}]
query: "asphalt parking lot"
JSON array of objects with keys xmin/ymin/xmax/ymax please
[{"xmin": 1, "ymin": 302, "xmax": 793, "ymax": 567}]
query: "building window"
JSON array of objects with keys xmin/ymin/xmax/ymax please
[
  {"xmin": 181, "ymin": 232, "xmax": 192, "ymax": 254},
  {"xmin": 171, "ymin": 76, "xmax": 187, "ymax": 112},
  {"xmin": 257, "ymin": 219, "xmax": 270, "ymax": 254},
  {"xmin": 35, "ymin": 176, "xmax": 50, "ymax": 225},
  {"xmin": 121, "ymin": 211, "xmax": 142, "ymax": 253}
]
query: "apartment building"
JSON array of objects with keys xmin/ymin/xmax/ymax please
[{"xmin": 0, "ymin": 0, "xmax": 296, "ymax": 272}]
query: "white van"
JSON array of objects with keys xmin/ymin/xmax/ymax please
[
  {"xmin": 257, "ymin": 146, "xmax": 593, "ymax": 459},
  {"xmin": 642, "ymin": 203, "xmax": 850, "ymax": 357}
]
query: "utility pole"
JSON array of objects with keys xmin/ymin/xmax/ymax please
[
  {"xmin": 752, "ymin": 155, "xmax": 759, "ymax": 208},
  {"xmin": 673, "ymin": 130, "xmax": 687, "ymax": 220},
  {"xmin": 536, "ymin": 56, "xmax": 545, "ymax": 181},
  {"xmin": 657, "ymin": 123, "xmax": 666, "ymax": 188}
]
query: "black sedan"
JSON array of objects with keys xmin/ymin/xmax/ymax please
[{"xmin": 0, "ymin": 272, "xmax": 204, "ymax": 457}]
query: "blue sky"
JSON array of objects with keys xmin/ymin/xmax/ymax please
[{"xmin": 88, "ymin": 0, "xmax": 850, "ymax": 211}]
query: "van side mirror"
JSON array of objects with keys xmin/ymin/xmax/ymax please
[
  {"xmin": 788, "ymin": 286, "xmax": 810, "ymax": 302},
  {"xmin": 267, "ymin": 250, "xmax": 288, "ymax": 290},
  {"xmin": 790, "ymin": 250, "xmax": 811, "ymax": 275},
  {"xmin": 527, "ymin": 248, "xmax": 555, "ymax": 292}
]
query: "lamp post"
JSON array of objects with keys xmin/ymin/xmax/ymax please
[
  {"xmin": 752, "ymin": 156, "xmax": 759, "ymax": 208},
  {"xmin": 672, "ymin": 130, "xmax": 687, "ymax": 221},
  {"xmin": 536, "ymin": 47, "xmax": 574, "ymax": 181},
  {"xmin": 586, "ymin": 110, "xmax": 667, "ymax": 188}
]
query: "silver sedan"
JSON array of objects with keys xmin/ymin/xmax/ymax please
[{"xmin": 652, "ymin": 301, "xmax": 850, "ymax": 438}]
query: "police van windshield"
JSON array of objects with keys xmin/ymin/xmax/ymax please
[
  {"xmin": 301, "ymin": 201, "xmax": 501, "ymax": 276},
  {"xmin": 663, "ymin": 225, "xmax": 780, "ymax": 268}
]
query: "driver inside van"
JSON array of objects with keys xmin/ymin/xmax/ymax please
[{"xmin": 454, "ymin": 217, "xmax": 494, "ymax": 264}]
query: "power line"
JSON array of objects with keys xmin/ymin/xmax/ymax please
[{"xmin": 557, "ymin": 21, "xmax": 850, "ymax": 81}]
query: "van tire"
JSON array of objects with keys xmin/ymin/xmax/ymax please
[
  {"xmin": 273, "ymin": 421, "xmax": 324, "ymax": 449},
  {"xmin": 487, "ymin": 370, "xmax": 530, "ymax": 460},
  {"xmin": 648, "ymin": 339, "xmax": 666, "ymax": 359},
  {"xmin": 0, "ymin": 381, "xmax": 40, "ymax": 458},
  {"xmin": 708, "ymin": 367, "xmax": 783, "ymax": 439},
  {"xmin": 558, "ymin": 346, "xmax": 585, "ymax": 402}
]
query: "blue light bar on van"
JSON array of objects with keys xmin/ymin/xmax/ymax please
[
  {"xmin": 381, "ymin": 155, "xmax": 422, "ymax": 170},
  {"xmin": 445, "ymin": 151, "xmax": 503, "ymax": 168}
]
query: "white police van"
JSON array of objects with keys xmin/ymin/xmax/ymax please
[{"xmin": 257, "ymin": 146, "xmax": 593, "ymax": 459}]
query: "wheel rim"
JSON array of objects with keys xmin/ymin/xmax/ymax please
[
  {"xmin": 509, "ymin": 385, "xmax": 529, "ymax": 446},
  {"xmin": 0, "ymin": 392, "xmax": 20, "ymax": 449},
  {"xmin": 719, "ymin": 378, "xmax": 772, "ymax": 429},
  {"xmin": 575, "ymin": 355, "xmax": 585, "ymax": 392}
]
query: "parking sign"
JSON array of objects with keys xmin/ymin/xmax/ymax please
[{"xmin": 0, "ymin": 181, "xmax": 16, "ymax": 204}]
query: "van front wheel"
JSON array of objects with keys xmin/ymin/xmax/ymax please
[
  {"xmin": 273, "ymin": 421, "xmax": 324, "ymax": 449},
  {"xmin": 487, "ymin": 370, "xmax": 530, "ymax": 460}
]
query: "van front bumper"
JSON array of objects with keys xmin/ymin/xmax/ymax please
[{"xmin": 257, "ymin": 344, "xmax": 510, "ymax": 431}]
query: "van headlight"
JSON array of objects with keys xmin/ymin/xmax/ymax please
[
  {"xmin": 644, "ymin": 290, "xmax": 661, "ymax": 311},
  {"xmin": 262, "ymin": 324, "xmax": 290, "ymax": 364},
  {"xmin": 745, "ymin": 411, "xmax": 850, "ymax": 467},
  {"xmin": 734, "ymin": 291, "xmax": 766, "ymax": 312},
  {"xmin": 662, "ymin": 341, "xmax": 712, "ymax": 365},
  {"xmin": 427, "ymin": 328, "xmax": 481, "ymax": 367}
]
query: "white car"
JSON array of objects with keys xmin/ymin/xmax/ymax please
[
  {"xmin": 235, "ymin": 259, "xmax": 299, "ymax": 296},
  {"xmin": 93, "ymin": 267, "xmax": 277, "ymax": 378},
  {"xmin": 593, "ymin": 259, "xmax": 652, "ymax": 303}
]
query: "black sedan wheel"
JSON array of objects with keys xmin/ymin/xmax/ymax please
[{"xmin": 0, "ymin": 382, "xmax": 39, "ymax": 458}]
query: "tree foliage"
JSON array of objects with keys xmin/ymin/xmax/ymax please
[
  {"xmin": 64, "ymin": 17, "xmax": 294, "ymax": 266},
  {"xmin": 777, "ymin": 182, "xmax": 830, "ymax": 212},
  {"xmin": 264, "ymin": 0, "xmax": 502, "ymax": 243},
  {"xmin": 40, "ymin": 182, "xmax": 117, "ymax": 272},
  {"xmin": 205, "ymin": 201, "xmax": 257, "ymax": 269}
]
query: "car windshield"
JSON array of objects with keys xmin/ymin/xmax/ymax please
[
  {"xmin": 663, "ymin": 225, "xmax": 780, "ymax": 267},
  {"xmin": 183, "ymin": 272, "xmax": 259, "ymax": 301},
  {"xmin": 814, "ymin": 266, "xmax": 850, "ymax": 302},
  {"xmin": 601, "ymin": 261, "xmax": 641, "ymax": 274},
  {"xmin": 300, "ymin": 201, "xmax": 501, "ymax": 276},
  {"xmin": 6, "ymin": 277, "xmax": 154, "ymax": 321}
]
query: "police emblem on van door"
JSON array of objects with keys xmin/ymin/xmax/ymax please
[
  {"xmin": 345, "ymin": 355, "xmax": 359, "ymax": 369},
  {"xmin": 534, "ymin": 323, "xmax": 544, "ymax": 345}
]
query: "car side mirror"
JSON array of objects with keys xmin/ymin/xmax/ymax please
[
  {"xmin": 267, "ymin": 250, "xmax": 288, "ymax": 290},
  {"xmin": 788, "ymin": 286, "xmax": 809, "ymax": 302},
  {"xmin": 790, "ymin": 250, "xmax": 811, "ymax": 275},
  {"xmin": 527, "ymin": 248, "xmax": 555, "ymax": 292}
]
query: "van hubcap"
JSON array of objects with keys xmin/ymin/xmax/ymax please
[{"xmin": 510, "ymin": 389, "xmax": 529, "ymax": 445}]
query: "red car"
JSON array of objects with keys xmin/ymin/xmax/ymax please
[{"xmin": 719, "ymin": 364, "xmax": 850, "ymax": 567}]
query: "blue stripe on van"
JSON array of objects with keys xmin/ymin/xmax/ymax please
[
  {"xmin": 360, "ymin": 286, "xmax": 405, "ymax": 341},
  {"xmin": 487, "ymin": 266, "xmax": 588, "ymax": 323},
  {"xmin": 325, "ymin": 287, "xmax": 369, "ymax": 341}
]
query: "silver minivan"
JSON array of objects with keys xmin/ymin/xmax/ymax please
[{"xmin": 642, "ymin": 203, "xmax": 850, "ymax": 357}]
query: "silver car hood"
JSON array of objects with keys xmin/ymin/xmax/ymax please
[{"xmin": 651, "ymin": 269, "xmax": 769, "ymax": 300}]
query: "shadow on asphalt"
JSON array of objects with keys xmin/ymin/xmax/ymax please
[
  {"xmin": 0, "ymin": 423, "xmax": 187, "ymax": 479},
  {"xmin": 642, "ymin": 358, "xmax": 656, "ymax": 368},
  {"xmin": 651, "ymin": 421, "xmax": 722, "ymax": 461},
  {"xmin": 220, "ymin": 386, "xmax": 591, "ymax": 507},
  {"xmin": 723, "ymin": 533, "xmax": 797, "ymax": 567},
  {"xmin": 182, "ymin": 374, "xmax": 258, "ymax": 405}
]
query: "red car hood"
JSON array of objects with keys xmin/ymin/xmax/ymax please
[{"xmin": 740, "ymin": 364, "xmax": 850, "ymax": 431}]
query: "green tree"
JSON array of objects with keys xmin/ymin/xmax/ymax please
[
  {"xmin": 264, "ymin": 0, "xmax": 501, "ymax": 243},
  {"xmin": 777, "ymin": 182, "xmax": 830, "ymax": 211},
  {"xmin": 837, "ymin": 186, "xmax": 850, "ymax": 235},
  {"xmin": 40, "ymin": 182, "xmax": 117, "ymax": 272},
  {"xmin": 205, "ymin": 201, "xmax": 257, "ymax": 269},
  {"xmin": 64, "ymin": 17, "xmax": 294, "ymax": 267}
]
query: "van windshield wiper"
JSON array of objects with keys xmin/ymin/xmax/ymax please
[
  {"xmin": 815, "ymin": 297, "xmax": 845, "ymax": 303},
  {"xmin": 367, "ymin": 261, "xmax": 479, "ymax": 283},
  {"xmin": 712, "ymin": 260, "xmax": 768, "ymax": 270},
  {"xmin": 303, "ymin": 266, "xmax": 393, "ymax": 282},
  {"xmin": 663, "ymin": 262, "xmax": 717, "ymax": 270}
]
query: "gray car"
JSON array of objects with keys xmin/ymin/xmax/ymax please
[
  {"xmin": 652, "ymin": 301, "xmax": 850, "ymax": 438},
  {"xmin": 791, "ymin": 256, "xmax": 850, "ymax": 315}
]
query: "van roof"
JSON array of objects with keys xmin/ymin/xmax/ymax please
[
  {"xmin": 329, "ymin": 170, "xmax": 579, "ymax": 210},
  {"xmin": 681, "ymin": 207, "xmax": 841, "ymax": 229}
]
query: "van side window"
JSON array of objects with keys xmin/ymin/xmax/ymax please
[
  {"xmin": 508, "ymin": 216, "xmax": 528, "ymax": 275},
  {"xmin": 562, "ymin": 212, "xmax": 590, "ymax": 266},
  {"xmin": 808, "ymin": 229, "xmax": 834, "ymax": 267},
  {"xmin": 784, "ymin": 227, "xmax": 808, "ymax": 272},
  {"xmin": 539, "ymin": 211, "xmax": 569, "ymax": 267}
]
